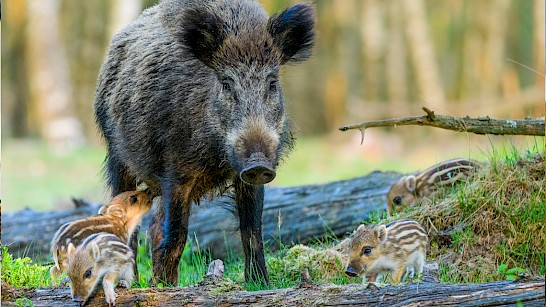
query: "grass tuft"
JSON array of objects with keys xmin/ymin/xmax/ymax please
[{"xmin": 389, "ymin": 149, "xmax": 544, "ymax": 283}]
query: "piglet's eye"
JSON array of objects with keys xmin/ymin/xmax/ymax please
[
  {"xmin": 130, "ymin": 195, "xmax": 138, "ymax": 204},
  {"xmin": 393, "ymin": 196, "xmax": 402, "ymax": 206},
  {"xmin": 362, "ymin": 247, "xmax": 372, "ymax": 256},
  {"xmin": 84, "ymin": 269, "xmax": 92, "ymax": 279}
]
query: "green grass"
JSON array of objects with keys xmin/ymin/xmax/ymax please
[
  {"xmin": 389, "ymin": 142, "xmax": 545, "ymax": 283},
  {"xmin": 1, "ymin": 246, "xmax": 51, "ymax": 288}
]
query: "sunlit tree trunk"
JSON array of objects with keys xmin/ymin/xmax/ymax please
[
  {"xmin": 360, "ymin": 0, "xmax": 385, "ymax": 104},
  {"xmin": 109, "ymin": 0, "xmax": 142, "ymax": 39},
  {"xmin": 26, "ymin": 0, "xmax": 84, "ymax": 151},
  {"xmin": 401, "ymin": 0, "xmax": 446, "ymax": 108},
  {"xmin": 2, "ymin": 1, "xmax": 30, "ymax": 138},
  {"xmin": 533, "ymin": 0, "xmax": 545, "ymax": 89},
  {"xmin": 386, "ymin": 0, "xmax": 407, "ymax": 111},
  {"xmin": 481, "ymin": 0, "xmax": 511, "ymax": 99}
]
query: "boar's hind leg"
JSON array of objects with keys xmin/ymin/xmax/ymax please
[
  {"xmin": 235, "ymin": 179, "xmax": 270, "ymax": 285},
  {"xmin": 104, "ymin": 154, "xmax": 140, "ymax": 275},
  {"xmin": 104, "ymin": 154, "xmax": 136, "ymax": 195},
  {"xmin": 150, "ymin": 179, "xmax": 190, "ymax": 287}
]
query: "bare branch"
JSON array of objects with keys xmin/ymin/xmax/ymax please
[{"xmin": 339, "ymin": 107, "xmax": 545, "ymax": 136}]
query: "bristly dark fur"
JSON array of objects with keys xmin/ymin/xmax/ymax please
[{"xmin": 94, "ymin": 0, "xmax": 315, "ymax": 286}]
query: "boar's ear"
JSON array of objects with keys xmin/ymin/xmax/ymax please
[
  {"xmin": 405, "ymin": 175, "xmax": 417, "ymax": 193},
  {"xmin": 177, "ymin": 8, "xmax": 226, "ymax": 66},
  {"xmin": 268, "ymin": 3, "xmax": 316, "ymax": 64}
]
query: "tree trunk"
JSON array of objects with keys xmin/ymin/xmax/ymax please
[
  {"xmin": 1, "ymin": 172, "xmax": 402, "ymax": 260},
  {"xmin": 401, "ymin": 0, "xmax": 446, "ymax": 108},
  {"xmin": 2, "ymin": 278, "xmax": 544, "ymax": 307},
  {"xmin": 25, "ymin": 0, "xmax": 84, "ymax": 151}
]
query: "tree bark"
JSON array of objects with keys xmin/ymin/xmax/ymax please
[
  {"xmin": 339, "ymin": 107, "xmax": 545, "ymax": 137},
  {"xmin": 2, "ymin": 278, "xmax": 544, "ymax": 307},
  {"xmin": 1, "ymin": 172, "xmax": 402, "ymax": 260}
]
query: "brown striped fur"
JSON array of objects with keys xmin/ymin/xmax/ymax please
[
  {"xmin": 387, "ymin": 158, "xmax": 481, "ymax": 215},
  {"xmin": 344, "ymin": 219, "xmax": 428, "ymax": 284},
  {"xmin": 67, "ymin": 232, "xmax": 134, "ymax": 305},
  {"xmin": 50, "ymin": 191, "xmax": 151, "ymax": 279}
]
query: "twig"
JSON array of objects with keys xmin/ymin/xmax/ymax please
[{"xmin": 339, "ymin": 107, "xmax": 544, "ymax": 136}]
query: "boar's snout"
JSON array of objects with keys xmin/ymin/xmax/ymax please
[
  {"xmin": 241, "ymin": 164, "xmax": 276, "ymax": 185},
  {"xmin": 239, "ymin": 152, "xmax": 276, "ymax": 185}
]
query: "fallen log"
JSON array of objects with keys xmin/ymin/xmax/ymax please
[
  {"xmin": 2, "ymin": 171, "xmax": 402, "ymax": 260},
  {"xmin": 2, "ymin": 278, "xmax": 544, "ymax": 306}
]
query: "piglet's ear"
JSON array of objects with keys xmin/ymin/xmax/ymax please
[
  {"xmin": 268, "ymin": 3, "xmax": 316, "ymax": 64},
  {"xmin": 162, "ymin": 5, "xmax": 226, "ymax": 67},
  {"xmin": 376, "ymin": 225, "xmax": 388, "ymax": 242},
  {"xmin": 67, "ymin": 243, "xmax": 76, "ymax": 263},
  {"xmin": 405, "ymin": 175, "xmax": 417, "ymax": 193}
]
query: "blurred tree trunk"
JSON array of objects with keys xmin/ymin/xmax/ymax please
[
  {"xmin": 360, "ymin": 0, "xmax": 385, "ymax": 104},
  {"xmin": 401, "ymin": 0, "xmax": 446, "ymax": 108},
  {"xmin": 2, "ymin": 1, "xmax": 30, "ymax": 138},
  {"xmin": 533, "ymin": 0, "xmax": 545, "ymax": 90},
  {"xmin": 481, "ymin": 0, "xmax": 511, "ymax": 99},
  {"xmin": 25, "ymin": 0, "xmax": 84, "ymax": 151},
  {"xmin": 386, "ymin": 0, "xmax": 407, "ymax": 110},
  {"xmin": 58, "ymin": 0, "xmax": 136, "ymax": 144},
  {"xmin": 109, "ymin": 0, "xmax": 142, "ymax": 38}
]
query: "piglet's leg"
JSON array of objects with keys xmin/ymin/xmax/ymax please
[
  {"xmin": 102, "ymin": 273, "xmax": 118, "ymax": 306},
  {"xmin": 117, "ymin": 262, "xmax": 135, "ymax": 289},
  {"xmin": 391, "ymin": 261, "xmax": 407, "ymax": 284}
]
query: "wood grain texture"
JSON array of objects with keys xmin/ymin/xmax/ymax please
[{"xmin": 2, "ymin": 278, "xmax": 544, "ymax": 306}]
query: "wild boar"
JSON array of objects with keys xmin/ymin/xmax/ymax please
[{"xmin": 94, "ymin": 0, "xmax": 316, "ymax": 285}]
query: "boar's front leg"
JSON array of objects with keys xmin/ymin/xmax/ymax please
[
  {"xmin": 235, "ymin": 178, "xmax": 270, "ymax": 285},
  {"xmin": 150, "ymin": 179, "xmax": 191, "ymax": 286}
]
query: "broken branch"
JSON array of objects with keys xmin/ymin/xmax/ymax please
[{"xmin": 339, "ymin": 107, "xmax": 545, "ymax": 136}]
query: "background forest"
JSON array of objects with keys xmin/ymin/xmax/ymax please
[{"xmin": 2, "ymin": 0, "xmax": 544, "ymax": 212}]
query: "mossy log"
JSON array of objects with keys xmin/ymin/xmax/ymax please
[
  {"xmin": 2, "ymin": 278, "xmax": 544, "ymax": 306},
  {"xmin": 2, "ymin": 171, "xmax": 402, "ymax": 260}
]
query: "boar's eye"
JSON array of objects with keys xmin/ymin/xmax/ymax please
[
  {"xmin": 269, "ymin": 79, "xmax": 278, "ymax": 92},
  {"xmin": 84, "ymin": 268, "xmax": 92, "ymax": 279},
  {"xmin": 393, "ymin": 196, "xmax": 402, "ymax": 206},
  {"xmin": 221, "ymin": 78, "xmax": 234, "ymax": 95},
  {"xmin": 130, "ymin": 195, "xmax": 138, "ymax": 204},
  {"xmin": 361, "ymin": 247, "xmax": 372, "ymax": 256}
]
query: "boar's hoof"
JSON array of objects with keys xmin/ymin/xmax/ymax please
[{"xmin": 240, "ymin": 164, "xmax": 276, "ymax": 185}]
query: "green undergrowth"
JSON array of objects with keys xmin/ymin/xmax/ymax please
[
  {"xmin": 387, "ymin": 145, "xmax": 545, "ymax": 283},
  {"xmin": 2, "ymin": 144, "xmax": 544, "ymax": 291}
]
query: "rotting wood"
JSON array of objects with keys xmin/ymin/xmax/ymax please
[
  {"xmin": 2, "ymin": 171, "xmax": 402, "ymax": 260},
  {"xmin": 339, "ymin": 107, "xmax": 545, "ymax": 136},
  {"xmin": 1, "ymin": 278, "xmax": 544, "ymax": 307}
]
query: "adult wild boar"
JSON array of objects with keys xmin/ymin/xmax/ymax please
[{"xmin": 94, "ymin": 0, "xmax": 316, "ymax": 285}]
